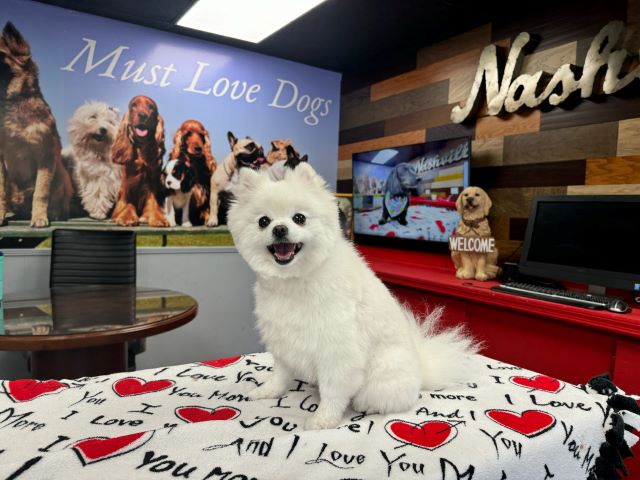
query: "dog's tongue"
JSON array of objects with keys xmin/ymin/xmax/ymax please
[
  {"xmin": 135, "ymin": 127, "xmax": 148, "ymax": 137},
  {"xmin": 274, "ymin": 243, "xmax": 295, "ymax": 260}
]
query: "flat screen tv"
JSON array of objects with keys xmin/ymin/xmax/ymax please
[{"xmin": 352, "ymin": 137, "xmax": 470, "ymax": 249}]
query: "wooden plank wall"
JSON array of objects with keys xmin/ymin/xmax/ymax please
[{"xmin": 337, "ymin": 0, "xmax": 640, "ymax": 260}]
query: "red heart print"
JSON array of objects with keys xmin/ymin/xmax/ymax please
[
  {"xmin": 3, "ymin": 379, "xmax": 68, "ymax": 402},
  {"xmin": 486, "ymin": 409, "xmax": 556, "ymax": 438},
  {"xmin": 112, "ymin": 378, "xmax": 174, "ymax": 397},
  {"xmin": 385, "ymin": 420, "xmax": 458, "ymax": 450},
  {"xmin": 72, "ymin": 431, "xmax": 154, "ymax": 465},
  {"xmin": 510, "ymin": 375, "xmax": 564, "ymax": 393},
  {"xmin": 199, "ymin": 355, "xmax": 243, "ymax": 368},
  {"xmin": 175, "ymin": 406, "xmax": 240, "ymax": 423}
]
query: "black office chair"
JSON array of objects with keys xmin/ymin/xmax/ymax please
[{"xmin": 49, "ymin": 229, "xmax": 142, "ymax": 371}]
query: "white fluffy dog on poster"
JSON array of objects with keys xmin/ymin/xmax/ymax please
[{"xmin": 228, "ymin": 163, "xmax": 479, "ymax": 430}]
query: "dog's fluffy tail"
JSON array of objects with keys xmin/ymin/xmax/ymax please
[{"xmin": 408, "ymin": 306, "xmax": 481, "ymax": 391}]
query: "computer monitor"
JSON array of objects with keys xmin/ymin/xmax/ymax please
[{"xmin": 520, "ymin": 195, "xmax": 640, "ymax": 292}]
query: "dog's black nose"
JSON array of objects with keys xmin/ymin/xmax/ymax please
[
  {"xmin": 466, "ymin": 197, "xmax": 474, "ymax": 204},
  {"xmin": 194, "ymin": 146, "xmax": 203, "ymax": 153},
  {"xmin": 272, "ymin": 225, "xmax": 288, "ymax": 239},
  {"xmin": 138, "ymin": 113, "xmax": 148, "ymax": 122},
  {"xmin": 98, "ymin": 127, "xmax": 107, "ymax": 135}
]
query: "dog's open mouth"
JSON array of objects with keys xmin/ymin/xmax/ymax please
[
  {"xmin": 134, "ymin": 125, "xmax": 149, "ymax": 138},
  {"xmin": 465, "ymin": 203, "xmax": 478, "ymax": 210},
  {"xmin": 267, "ymin": 242, "xmax": 303, "ymax": 265},
  {"xmin": 91, "ymin": 132, "xmax": 107, "ymax": 142}
]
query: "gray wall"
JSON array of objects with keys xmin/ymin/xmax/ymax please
[{"xmin": 1, "ymin": 247, "xmax": 262, "ymax": 379}]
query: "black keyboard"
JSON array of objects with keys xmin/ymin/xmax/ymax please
[{"xmin": 491, "ymin": 282, "xmax": 631, "ymax": 313}]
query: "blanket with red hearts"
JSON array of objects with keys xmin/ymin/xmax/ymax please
[{"xmin": 0, "ymin": 353, "xmax": 637, "ymax": 479}]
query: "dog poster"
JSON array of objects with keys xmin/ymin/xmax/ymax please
[
  {"xmin": 0, "ymin": 0, "xmax": 340, "ymax": 243},
  {"xmin": 353, "ymin": 138, "xmax": 470, "ymax": 243}
]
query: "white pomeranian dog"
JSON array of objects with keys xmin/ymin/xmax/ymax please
[{"xmin": 227, "ymin": 163, "xmax": 479, "ymax": 430}]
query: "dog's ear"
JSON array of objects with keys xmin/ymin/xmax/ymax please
[
  {"xmin": 182, "ymin": 167, "xmax": 196, "ymax": 193},
  {"xmin": 112, "ymin": 114, "xmax": 133, "ymax": 164},
  {"xmin": 233, "ymin": 167, "xmax": 267, "ymax": 198},
  {"xmin": 2, "ymin": 22, "xmax": 30, "ymax": 57},
  {"xmin": 170, "ymin": 126, "xmax": 184, "ymax": 161},
  {"xmin": 300, "ymin": 154, "xmax": 308, "ymax": 163},
  {"xmin": 481, "ymin": 188, "xmax": 492, "ymax": 216},
  {"xmin": 455, "ymin": 191, "xmax": 465, "ymax": 213},
  {"xmin": 155, "ymin": 114, "xmax": 166, "ymax": 161},
  {"xmin": 270, "ymin": 141, "xmax": 277, "ymax": 151},
  {"xmin": 287, "ymin": 162, "xmax": 326, "ymax": 190},
  {"xmin": 227, "ymin": 131, "xmax": 238, "ymax": 150},
  {"xmin": 285, "ymin": 144, "xmax": 298, "ymax": 162},
  {"xmin": 203, "ymin": 129, "xmax": 217, "ymax": 173}
]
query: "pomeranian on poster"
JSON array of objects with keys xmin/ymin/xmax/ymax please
[{"xmin": 227, "ymin": 163, "xmax": 479, "ymax": 430}]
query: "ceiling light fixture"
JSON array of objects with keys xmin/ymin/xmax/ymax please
[{"xmin": 177, "ymin": 0, "xmax": 328, "ymax": 44}]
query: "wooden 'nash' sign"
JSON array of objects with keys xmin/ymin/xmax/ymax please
[{"xmin": 451, "ymin": 21, "xmax": 639, "ymax": 123}]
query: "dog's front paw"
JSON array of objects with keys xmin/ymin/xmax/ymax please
[
  {"xmin": 304, "ymin": 412, "xmax": 341, "ymax": 430},
  {"xmin": 248, "ymin": 383, "xmax": 285, "ymax": 401},
  {"xmin": 475, "ymin": 271, "xmax": 488, "ymax": 281},
  {"xmin": 456, "ymin": 268, "xmax": 475, "ymax": 280},
  {"xmin": 182, "ymin": 221, "xmax": 192, "ymax": 227},
  {"xmin": 206, "ymin": 217, "xmax": 219, "ymax": 227},
  {"xmin": 91, "ymin": 213, "xmax": 107, "ymax": 221},
  {"xmin": 148, "ymin": 215, "xmax": 170, "ymax": 228},
  {"xmin": 30, "ymin": 215, "xmax": 49, "ymax": 228}
]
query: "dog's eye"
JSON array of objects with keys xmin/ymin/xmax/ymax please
[
  {"xmin": 89, "ymin": 114, "xmax": 97, "ymax": 120},
  {"xmin": 464, "ymin": 193, "xmax": 468, "ymax": 196},
  {"xmin": 475, "ymin": 193, "xmax": 480, "ymax": 197},
  {"xmin": 258, "ymin": 216, "xmax": 271, "ymax": 229},
  {"xmin": 292, "ymin": 213, "xmax": 306, "ymax": 225}
]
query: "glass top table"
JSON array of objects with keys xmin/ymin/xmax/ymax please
[{"xmin": 0, "ymin": 286, "xmax": 198, "ymax": 379}]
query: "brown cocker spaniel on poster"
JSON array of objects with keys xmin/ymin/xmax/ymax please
[
  {"xmin": 169, "ymin": 120, "xmax": 217, "ymax": 226},
  {"xmin": 111, "ymin": 95, "xmax": 168, "ymax": 227}
]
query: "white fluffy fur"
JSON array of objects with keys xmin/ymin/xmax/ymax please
[
  {"xmin": 227, "ymin": 164, "xmax": 479, "ymax": 430},
  {"xmin": 63, "ymin": 101, "xmax": 121, "ymax": 220}
]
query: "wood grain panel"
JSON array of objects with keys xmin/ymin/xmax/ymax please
[
  {"xmin": 341, "ymin": 86, "xmax": 371, "ymax": 111},
  {"xmin": 509, "ymin": 218, "xmax": 529, "ymax": 241},
  {"xmin": 337, "ymin": 179, "xmax": 353, "ymax": 194},
  {"xmin": 495, "ymin": 239, "xmax": 525, "ymax": 262},
  {"xmin": 520, "ymin": 42, "xmax": 577, "ymax": 75},
  {"xmin": 540, "ymin": 94, "xmax": 640, "ymax": 131},
  {"xmin": 471, "ymin": 137, "xmax": 504, "ymax": 167},
  {"xmin": 425, "ymin": 122, "xmax": 475, "ymax": 142},
  {"xmin": 489, "ymin": 216, "xmax": 510, "ymax": 241},
  {"xmin": 487, "ymin": 186, "xmax": 567, "ymax": 218},
  {"xmin": 340, "ymin": 81, "xmax": 449, "ymax": 130},
  {"xmin": 384, "ymin": 103, "xmax": 454, "ymax": 136},
  {"xmin": 567, "ymin": 184, "xmax": 640, "ymax": 194},
  {"xmin": 417, "ymin": 24, "xmax": 492, "ymax": 67},
  {"xmin": 472, "ymin": 160, "xmax": 586, "ymax": 189},
  {"xmin": 339, "ymin": 121, "xmax": 386, "ymax": 145},
  {"xmin": 617, "ymin": 118, "xmax": 640, "ymax": 156},
  {"xmin": 475, "ymin": 110, "xmax": 541, "ymax": 140},
  {"xmin": 338, "ymin": 130, "xmax": 426, "ymax": 161},
  {"xmin": 491, "ymin": 1, "xmax": 627, "ymax": 50},
  {"xmin": 503, "ymin": 123, "xmax": 618, "ymax": 165},
  {"xmin": 337, "ymin": 160, "xmax": 352, "ymax": 181},
  {"xmin": 370, "ymin": 49, "xmax": 481, "ymax": 102},
  {"xmin": 625, "ymin": 0, "xmax": 640, "ymax": 50},
  {"xmin": 586, "ymin": 156, "xmax": 640, "ymax": 185}
]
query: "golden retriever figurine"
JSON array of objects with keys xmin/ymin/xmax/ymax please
[{"xmin": 451, "ymin": 186, "xmax": 501, "ymax": 281}]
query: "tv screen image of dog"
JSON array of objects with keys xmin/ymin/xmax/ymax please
[{"xmin": 352, "ymin": 137, "xmax": 470, "ymax": 243}]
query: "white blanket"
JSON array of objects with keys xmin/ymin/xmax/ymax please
[{"xmin": 0, "ymin": 353, "xmax": 637, "ymax": 479}]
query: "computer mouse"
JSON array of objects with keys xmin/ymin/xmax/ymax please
[{"xmin": 608, "ymin": 300, "xmax": 630, "ymax": 313}]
